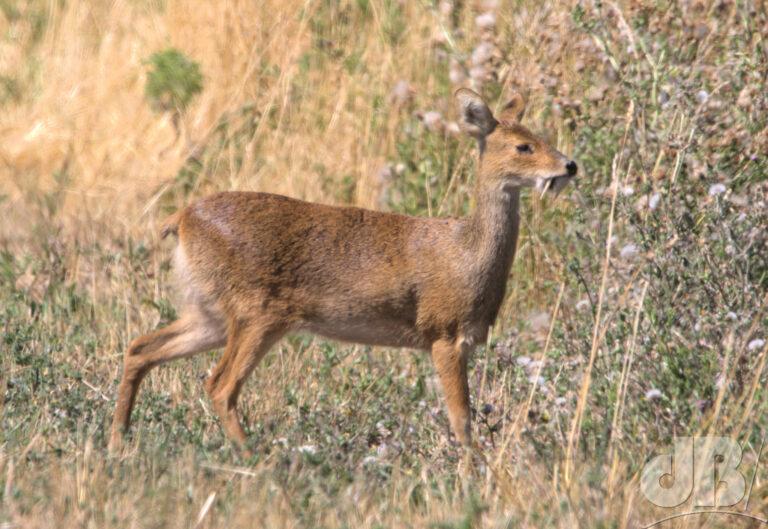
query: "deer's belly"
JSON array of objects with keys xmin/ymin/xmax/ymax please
[{"xmin": 300, "ymin": 317, "xmax": 427, "ymax": 349}]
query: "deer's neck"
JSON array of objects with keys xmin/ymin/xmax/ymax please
[{"xmin": 461, "ymin": 181, "xmax": 521, "ymax": 276}]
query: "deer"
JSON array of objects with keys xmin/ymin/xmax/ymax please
[{"xmin": 108, "ymin": 88, "xmax": 577, "ymax": 454}]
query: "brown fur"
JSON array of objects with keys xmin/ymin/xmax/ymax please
[{"xmin": 109, "ymin": 89, "xmax": 577, "ymax": 453}]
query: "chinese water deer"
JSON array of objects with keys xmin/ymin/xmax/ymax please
[{"xmin": 109, "ymin": 88, "xmax": 577, "ymax": 453}]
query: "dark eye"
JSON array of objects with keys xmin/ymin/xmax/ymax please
[{"xmin": 516, "ymin": 144, "xmax": 533, "ymax": 154}]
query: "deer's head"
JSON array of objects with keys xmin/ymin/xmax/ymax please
[{"xmin": 456, "ymin": 88, "xmax": 577, "ymax": 198}]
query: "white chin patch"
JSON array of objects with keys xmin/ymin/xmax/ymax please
[{"xmin": 537, "ymin": 175, "xmax": 571, "ymax": 199}]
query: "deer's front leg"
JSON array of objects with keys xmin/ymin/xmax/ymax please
[{"xmin": 430, "ymin": 338, "xmax": 472, "ymax": 446}]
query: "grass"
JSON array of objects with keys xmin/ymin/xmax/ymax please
[{"xmin": 1, "ymin": 0, "xmax": 768, "ymax": 527}]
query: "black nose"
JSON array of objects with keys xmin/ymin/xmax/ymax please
[{"xmin": 566, "ymin": 160, "xmax": 578, "ymax": 177}]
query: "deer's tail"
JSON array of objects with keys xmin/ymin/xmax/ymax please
[{"xmin": 160, "ymin": 210, "xmax": 183, "ymax": 239}]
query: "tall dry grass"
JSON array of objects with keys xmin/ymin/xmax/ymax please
[{"xmin": 2, "ymin": 0, "xmax": 448, "ymax": 237}]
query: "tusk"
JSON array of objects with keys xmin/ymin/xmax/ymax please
[{"xmin": 539, "ymin": 178, "xmax": 551, "ymax": 200}]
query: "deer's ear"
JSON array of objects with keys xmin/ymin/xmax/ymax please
[
  {"xmin": 455, "ymin": 88, "xmax": 498, "ymax": 139},
  {"xmin": 499, "ymin": 92, "xmax": 525, "ymax": 124}
]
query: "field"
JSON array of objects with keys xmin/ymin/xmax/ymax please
[{"xmin": 1, "ymin": 0, "xmax": 768, "ymax": 527}]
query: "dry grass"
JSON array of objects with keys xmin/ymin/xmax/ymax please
[
  {"xmin": 2, "ymin": 0, "xmax": 768, "ymax": 527},
  {"xmin": 1, "ymin": 0, "xmax": 446, "ymax": 234}
]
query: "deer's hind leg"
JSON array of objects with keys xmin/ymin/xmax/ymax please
[
  {"xmin": 109, "ymin": 309, "xmax": 226, "ymax": 452},
  {"xmin": 205, "ymin": 318, "xmax": 287, "ymax": 452}
]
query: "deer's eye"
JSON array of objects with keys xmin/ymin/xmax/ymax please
[{"xmin": 516, "ymin": 143, "xmax": 533, "ymax": 154}]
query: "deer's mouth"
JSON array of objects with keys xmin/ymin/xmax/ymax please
[{"xmin": 536, "ymin": 174, "xmax": 572, "ymax": 198}]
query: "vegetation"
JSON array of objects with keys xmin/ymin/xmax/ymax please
[
  {"xmin": 144, "ymin": 47, "xmax": 204, "ymax": 114},
  {"xmin": 1, "ymin": 0, "xmax": 767, "ymax": 527}
]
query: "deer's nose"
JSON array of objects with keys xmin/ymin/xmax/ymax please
[{"xmin": 566, "ymin": 160, "xmax": 578, "ymax": 177}]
